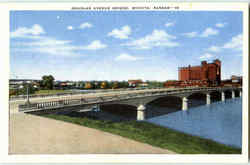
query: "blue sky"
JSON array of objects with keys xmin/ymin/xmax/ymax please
[{"xmin": 10, "ymin": 11, "xmax": 243, "ymax": 81}]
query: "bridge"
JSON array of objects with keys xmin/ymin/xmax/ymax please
[{"xmin": 17, "ymin": 87, "xmax": 242, "ymax": 120}]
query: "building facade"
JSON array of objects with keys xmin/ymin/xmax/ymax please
[{"xmin": 178, "ymin": 59, "xmax": 221, "ymax": 85}]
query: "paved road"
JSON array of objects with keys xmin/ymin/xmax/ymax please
[
  {"xmin": 10, "ymin": 88, "xmax": 177, "ymax": 103},
  {"xmin": 9, "ymin": 113, "xmax": 175, "ymax": 154}
]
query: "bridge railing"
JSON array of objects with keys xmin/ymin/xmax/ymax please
[{"xmin": 11, "ymin": 87, "xmax": 163, "ymax": 101}]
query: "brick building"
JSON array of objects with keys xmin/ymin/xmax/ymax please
[{"xmin": 178, "ymin": 59, "xmax": 221, "ymax": 86}]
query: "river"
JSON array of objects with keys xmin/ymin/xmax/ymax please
[{"xmin": 146, "ymin": 98, "xmax": 242, "ymax": 148}]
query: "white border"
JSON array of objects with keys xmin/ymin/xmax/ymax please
[
  {"xmin": 0, "ymin": 2, "xmax": 248, "ymax": 163},
  {"xmin": 1, "ymin": 0, "xmax": 250, "ymax": 3}
]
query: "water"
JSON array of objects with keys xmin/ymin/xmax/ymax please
[{"xmin": 147, "ymin": 98, "xmax": 242, "ymax": 148}]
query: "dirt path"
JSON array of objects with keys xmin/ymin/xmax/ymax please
[{"xmin": 9, "ymin": 113, "xmax": 175, "ymax": 154}]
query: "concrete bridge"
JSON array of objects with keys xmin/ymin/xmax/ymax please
[{"xmin": 18, "ymin": 87, "xmax": 242, "ymax": 120}]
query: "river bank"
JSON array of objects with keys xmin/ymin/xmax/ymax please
[{"xmin": 40, "ymin": 112, "xmax": 241, "ymax": 154}]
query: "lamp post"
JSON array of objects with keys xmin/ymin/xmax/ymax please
[
  {"xmin": 25, "ymin": 83, "xmax": 30, "ymax": 105},
  {"xmin": 18, "ymin": 85, "xmax": 23, "ymax": 96},
  {"xmin": 17, "ymin": 84, "xmax": 25, "ymax": 100}
]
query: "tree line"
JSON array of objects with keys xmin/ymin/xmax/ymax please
[{"xmin": 9, "ymin": 75, "xmax": 166, "ymax": 96}]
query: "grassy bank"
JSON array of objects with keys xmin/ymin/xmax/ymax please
[{"xmin": 41, "ymin": 114, "xmax": 241, "ymax": 154}]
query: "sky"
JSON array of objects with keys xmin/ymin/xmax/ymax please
[{"xmin": 10, "ymin": 11, "xmax": 243, "ymax": 81}]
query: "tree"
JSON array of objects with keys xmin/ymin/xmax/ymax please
[
  {"xmin": 41, "ymin": 75, "xmax": 55, "ymax": 90},
  {"xmin": 119, "ymin": 81, "xmax": 129, "ymax": 88},
  {"xmin": 112, "ymin": 82, "xmax": 119, "ymax": 89},
  {"xmin": 18, "ymin": 84, "xmax": 37, "ymax": 95},
  {"xmin": 100, "ymin": 82, "xmax": 107, "ymax": 89},
  {"xmin": 84, "ymin": 82, "xmax": 92, "ymax": 89},
  {"xmin": 147, "ymin": 81, "xmax": 164, "ymax": 88},
  {"xmin": 9, "ymin": 89, "xmax": 18, "ymax": 96}
]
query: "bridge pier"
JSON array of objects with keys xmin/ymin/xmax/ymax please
[
  {"xmin": 182, "ymin": 97, "xmax": 188, "ymax": 111},
  {"xmin": 137, "ymin": 104, "xmax": 146, "ymax": 121},
  {"xmin": 221, "ymin": 91, "xmax": 225, "ymax": 102},
  {"xmin": 232, "ymin": 91, "xmax": 235, "ymax": 99},
  {"xmin": 206, "ymin": 93, "xmax": 211, "ymax": 105},
  {"xmin": 94, "ymin": 105, "xmax": 101, "ymax": 112}
]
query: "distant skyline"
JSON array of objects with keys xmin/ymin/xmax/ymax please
[{"xmin": 10, "ymin": 11, "xmax": 243, "ymax": 81}]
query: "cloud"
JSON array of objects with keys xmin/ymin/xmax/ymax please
[
  {"xmin": 13, "ymin": 37, "xmax": 80, "ymax": 56},
  {"xmin": 108, "ymin": 25, "xmax": 131, "ymax": 39},
  {"xmin": 215, "ymin": 23, "xmax": 227, "ymax": 28},
  {"xmin": 223, "ymin": 34, "xmax": 242, "ymax": 51},
  {"xmin": 19, "ymin": 38, "xmax": 72, "ymax": 47},
  {"xmin": 200, "ymin": 53, "xmax": 214, "ymax": 59},
  {"xmin": 205, "ymin": 34, "xmax": 242, "ymax": 55},
  {"xmin": 122, "ymin": 29, "xmax": 179, "ymax": 49},
  {"xmin": 165, "ymin": 22, "xmax": 175, "ymax": 27},
  {"xmin": 207, "ymin": 46, "xmax": 221, "ymax": 52},
  {"xmin": 29, "ymin": 47, "xmax": 79, "ymax": 56},
  {"xmin": 200, "ymin": 28, "xmax": 219, "ymax": 37},
  {"xmin": 79, "ymin": 22, "xmax": 93, "ymax": 29},
  {"xmin": 11, "ymin": 24, "xmax": 107, "ymax": 57},
  {"xmin": 10, "ymin": 24, "xmax": 81, "ymax": 56},
  {"xmin": 115, "ymin": 53, "xmax": 139, "ymax": 61},
  {"xmin": 14, "ymin": 37, "xmax": 107, "ymax": 55},
  {"xmin": 181, "ymin": 31, "xmax": 198, "ymax": 38},
  {"xmin": 67, "ymin": 26, "xmax": 74, "ymax": 30},
  {"xmin": 84, "ymin": 40, "xmax": 107, "ymax": 50},
  {"xmin": 10, "ymin": 24, "xmax": 45, "ymax": 38},
  {"xmin": 182, "ymin": 28, "xmax": 219, "ymax": 38}
]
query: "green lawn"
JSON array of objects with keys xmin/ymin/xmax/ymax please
[
  {"xmin": 34, "ymin": 89, "xmax": 72, "ymax": 95},
  {"xmin": 41, "ymin": 114, "xmax": 241, "ymax": 154}
]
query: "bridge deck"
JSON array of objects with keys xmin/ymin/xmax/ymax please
[{"xmin": 17, "ymin": 87, "xmax": 241, "ymax": 113}]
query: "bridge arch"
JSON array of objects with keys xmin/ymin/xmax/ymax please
[
  {"xmin": 146, "ymin": 95, "xmax": 182, "ymax": 110},
  {"xmin": 187, "ymin": 92, "xmax": 207, "ymax": 108},
  {"xmin": 223, "ymin": 90, "xmax": 233, "ymax": 99},
  {"xmin": 144, "ymin": 95, "xmax": 183, "ymax": 118},
  {"xmin": 210, "ymin": 91, "xmax": 222, "ymax": 102},
  {"xmin": 99, "ymin": 103, "xmax": 137, "ymax": 121},
  {"xmin": 234, "ymin": 90, "xmax": 240, "ymax": 97}
]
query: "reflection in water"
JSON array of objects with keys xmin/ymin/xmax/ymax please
[{"xmin": 147, "ymin": 98, "xmax": 242, "ymax": 148}]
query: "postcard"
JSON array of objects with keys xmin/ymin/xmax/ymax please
[{"xmin": 0, "ymin": 2, "xmax": 248, "ymax": 163}]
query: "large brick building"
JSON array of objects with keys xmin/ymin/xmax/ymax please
[{"xmin": 178, "ymin": 59, "xmax": 221, "ymax": 85}]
